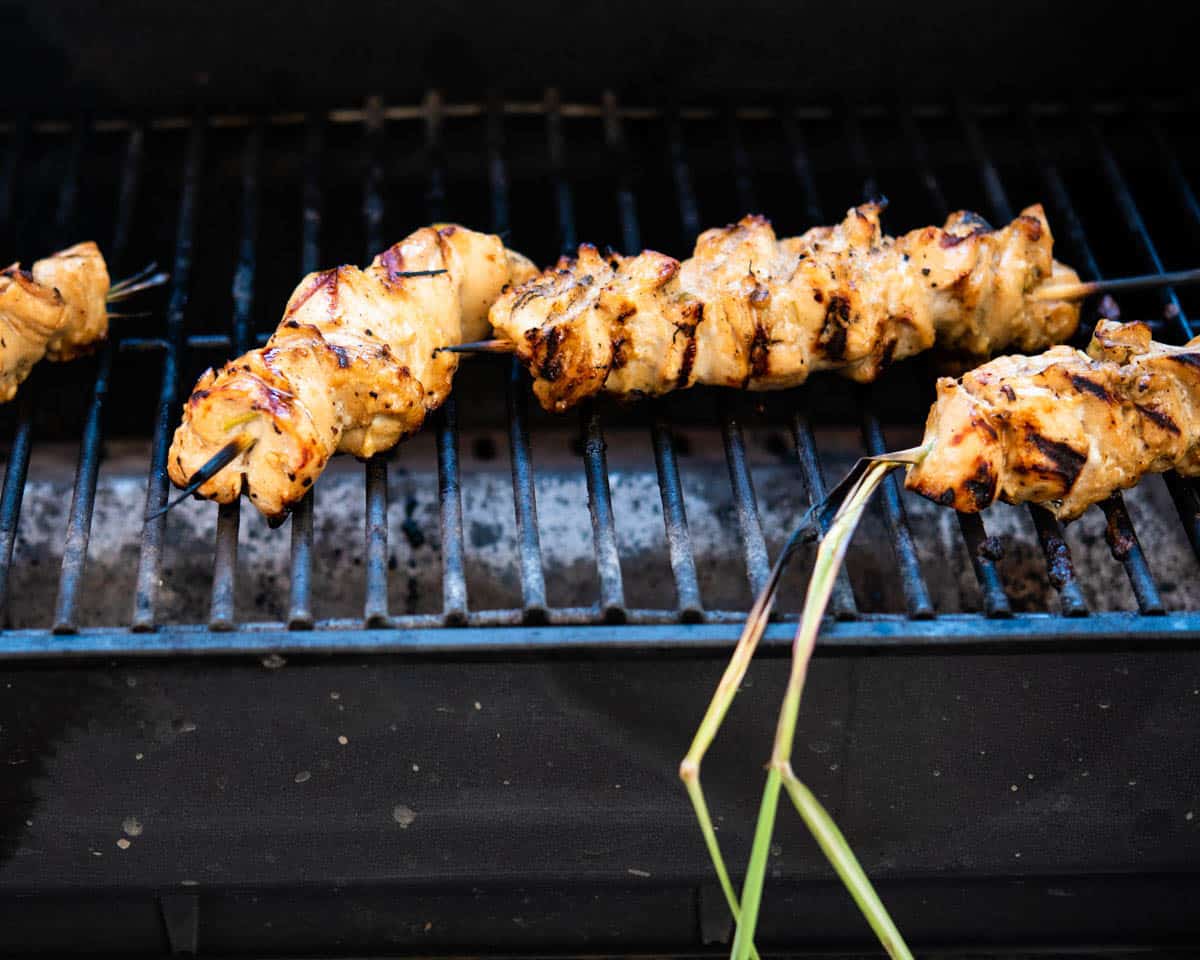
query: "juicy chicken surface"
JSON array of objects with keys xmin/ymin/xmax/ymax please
[
  {"xmin": 168, "ymin": 225, "xmax": 535, "ymax": 519},
  {"xmin": 489, "ymin": 203, "xmax": 1080, "ymax": 412},
  {"xmin": 0, "ymin": 242, "xmax": 110, "ymax": 403},
  {"xmin": 906, "ymin": 320, "xmax": 1200, "ymax": 521}
]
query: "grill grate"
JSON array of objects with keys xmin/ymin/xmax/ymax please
[{"xmin": 2, "ymin": 95, "xmax": 1200, "ymax": 656}]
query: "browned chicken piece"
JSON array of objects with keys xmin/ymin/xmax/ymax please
[
  {"xmin": 0, "ymin": 242, "xmax": 110, "ymax": 403},
  {"xmin": 906, "ymin": 319, "xmax": 1200, "ymax": 521},
  {"xmin": 168, "ymin": 225, "xmax": 536, "ymax": 519},
  {"xmin": 489, "ymin": 203, "xmax": 1081, "ymax": 412}
]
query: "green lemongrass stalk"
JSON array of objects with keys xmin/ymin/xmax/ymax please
[
  {"xmin": 680, "ymin": 529, "xmax": 808, "ymax": 960},
  {"xmin": 730, "ymin": 450, "xmax": 926, "ymax": 960}
]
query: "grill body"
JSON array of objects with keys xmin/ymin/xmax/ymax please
[{"xmin": 2, "ymin": 6, "xmax": 1200, "ymax": 949}]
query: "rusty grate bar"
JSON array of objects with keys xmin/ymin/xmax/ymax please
[
  {"xmin": 131, "ymin": 114, "xmax": 203, "ymax": 630},
  {"xmin": 1019, "ymin": 109, "xmax": 1168, "ymax": 614},
  {"xmin": 546, "ymin": 88, "xmax": 627, "ymax": 620},
  {"xmin": 209, "ymin": 122, "xmax": 262, "ymax": 630},
  {"xmin": 287, "ymin": 114, "xmax": 323, "ymax": 630},
  {"xmin": 425, "ymin": 92, "xmax": 469, "ymax": 626},
  {"xmin": 667, "ymin": 107, "xmax": 773, "ymax": 600},
  {"xmin": 52, "ymin": 123, "xmax": 145, "ymax": 632},
  {"xmin": 605, "ymin": 94, "xmax": 703, "ymax": 621},
  {"xmin": 489, "ymin": 96, "xmax": 548, "ymax": 623},
  {"xmin": 361, "ymin": 96, "xmax": 390, "ymax": 627},
  {"xmin": 951, "ymin": 107, "xmax": 1091, "ymax": 616}
]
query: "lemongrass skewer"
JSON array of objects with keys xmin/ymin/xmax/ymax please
[
  {"xmin": 728, "ymin": 451, "xmax": 922, "ymax": 960},
  {"xmin": 678, "ymin": 448, "xmax": 925, "ymax": 953}
]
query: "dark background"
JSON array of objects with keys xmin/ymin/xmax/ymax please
[{"xmin": 1, "ymin": 0, "xmax": 1197, "ymax": 111}]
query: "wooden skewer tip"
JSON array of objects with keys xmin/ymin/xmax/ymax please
[
  {"xmin": 436, "ymin": 339, "xmax": 516, "ymax": 355},
  {"xmin": 144, "ymin": 434, "xmax": 258, "ymax": 523}
]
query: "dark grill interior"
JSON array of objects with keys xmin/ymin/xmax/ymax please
[{"xmin": 2, "ymin": 95, "xmax": 1200, "ymax": 651}]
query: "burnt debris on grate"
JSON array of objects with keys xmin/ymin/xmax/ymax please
[{"xmin": 0, "ymin": 97, "xmax": 1198, "ymax": 651}]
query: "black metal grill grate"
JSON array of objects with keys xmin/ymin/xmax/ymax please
[{"xmin": 2, "ymin": 94, "xmax": 1200, "ymax": 656}]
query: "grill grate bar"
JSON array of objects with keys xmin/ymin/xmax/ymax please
[
  {"xmin": 287, "ymin": 115, "xmax": 323, "ymax": 629},
  {"xmin": 0, "ymin": 121, "xmax": 33, "ymax": 623},
  {"xmin": 0, "ymin": 391, "xmax": 33, "ymax": 624},
  {"xmin": 546, "ymin": 89, "xmax": 626, "ymax": 619},
  {"xmin": 426, "ymin": 93, "xmax": 469, "ymax": 625},
  {"xmin": 829, "ymin": 112, "xmax": 933, "ymax": 617},
  {"xmin": 54, "ymin": 118, "xmax": 87, "ymax": 235},
  {"xmin": 668, "ymin": 110, "xmax": 702, "ymax": 239},
  {"xmin": 209, "ymin": 123, "xmax": 262, "ymax": 630},
  {"xmin": 669, "ymin": 110, "xmax": 772, "ymax": 599},
  {"xmin": 7, "ymin": 99, "xmax": 1196, "ymax": 137},
  {"xmin": 361, "ymin": 97, "xmax": 390, "ymax": 627},
  {"xmin": 1089, "ymin": 113, "xmax": 1193, "ymax": 342},
  {"xmin": 53, "ymin": 124, "xmax": 145, "ymax": 632},
  {"xmin": 844, "ymin": 109, "xmax": 880, "ymax": 200},
  {"xmin": 1, "ymin": 120, "xmax": 85, "ymax": 623},
  {"xmin": 435, "ymin": 400, "xmax": 468, "ymax": 623},
  {"xmin": 790, "ymin": 404, "xmax": 858, "ymax": 619},
  {"xmin": 860, "ymin": 396, "xmax": 935, "ymax": 618},
  {"xmin": 781, "ymin": 114, "xmax": 858, "ymax": 619},
  {"xmin": 1022, "ymin": 111, "xmax": 1166, "ymax": 614},
  {"xmin": 725, "ymin": 115, "xmax": 779, "ymax": 596},
  {"xmin": 900, "ymin": 107, "xmax": 949, "ymax": 219},
  {"xmin": 363, "ymin": 456, "xmax": 389, "ymax": 626},
  {"xmin": 605, "ymin": 94, "xmax": 703, "ymax": 619},
  {"xmin": 957, "ymin": 107, "xmax": 1098, "ymax": 616},
  {"xmin": 490, "ymin": 98, "xmax": 548, "ymax": 622},
  {"xmin": 954, "ymin": 508, "xmax": 1012, "ymax": 618},
  {"xmin": 651, "ymin": 411, "xmax": 704, "ymax": 620},
  {"xmin": 132, "ymin": 114, "xmax": 204, "ymax": 630},
  {"xmin": 546, "ymin": 89, "xmax": 577, "ymax": 252},
  {"xmin": 604, "ymin": 93, "xmax": 642, "ymax": 255},
  {"xmin": 900, "ymin": 109, "xmax": 1011, "ymax": 615},
  {"xmin": 896, "ymin": 110, "xmax": 1013, "ymax": 618},
  {"xmin": 505, "ymin": 359, "xmax": 548, "ymax": 621},
  {"xmin": 1146, "ymin": 113, "xmax": 1200, "ymax": 234},
  {"xmin": 729, "ymin": 108, "xmax": 758, "ymax": 213},
  {"xmin": 721, "ymin": 408, "xmax": 772, "ymax": 597},
  {"xmin": 1135, "ymin": 111, "xmax": 1200, "ymax": 563},
  {"xmin": 581, "ymin": 405, "xmax": 627, "ymax": 620}
]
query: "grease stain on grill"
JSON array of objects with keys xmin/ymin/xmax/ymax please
[
  {"xmin": 976, "ymin": 536, "xmax": 1004, "ymax": 562},
  {"xmin": 401, "ymin": 494, "xmax": 425, "ymax": 549},
  {"xmin": 470, "ymin": 521, "xmax": 503, "ymax": 549},
  {"xmin": 392, "ymin": 804, "xmax": 417, "ymax": 828},
  {"xmin": 1039, "ymin": 525, "xmax": 1077, "ymax": 592},
  {"xmin": 1105, "ymin": 505, "xmax": 1138, "ymax": 561}
]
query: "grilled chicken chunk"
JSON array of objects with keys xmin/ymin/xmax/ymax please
[
  {"xmin": 0, "ymin": 242, "xmax": 110, "ymax": 403},
  {"xmin": 168, "ymin": 225, "xmax": 535, "ymax": 519},
  {"xmin": 489, "ymin": 203, "xmax": 1080, "ymax": 412},
  {"xmin": 907, "ymin": 320, "xmax": 1200, "ymax": 521}
]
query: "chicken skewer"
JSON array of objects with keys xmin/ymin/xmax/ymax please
[
  {"xmin": 164, "ymin": 225, "xmax": 535, "ymax": 521},
  {"xmin": 693, "ymin": 317, "xmax": 1200, "ymax": 957},
  {"xmin": 0, "ymin": 243, "xmax": 167, "ymax": 403},
  {"xmin": 450, "ymin": 204, "xmax": 1200, "ymax": 412},
  {"xmin": 166, "ymin": 203, "xmax": 1197, "ymax": 521}
]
